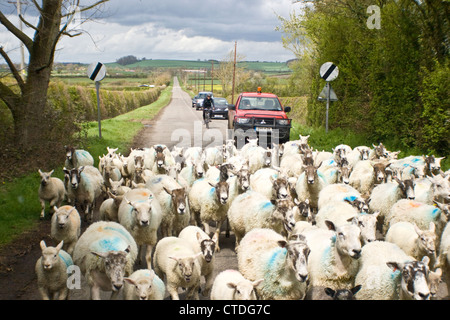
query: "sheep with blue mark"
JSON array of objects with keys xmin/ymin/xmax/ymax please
[
  {"xmin": 146, "ymin": 174, "xmax": 189, "ymax": 237},
  {"xmin": 152, "ymin": 236, "xmax": 203, "ymax": 300},
  {"xmin": 50, "ymin": 205, "xmax": 81, "ymax": 255},
  {"xmin": 38, "ymin": 169, "xmax": 66, "ymax": 219},
  {"xmin": 63, "ymin": 165, "xmax": 104, "ymax": 222},
  {"xmin": 228, "ymin": 190, "xmax": 297, "ymax": 251},
  {"xmin": 237, "ymin": 228, "xmax": 310, "ymax": 300},
  {"xmin": 35, "ymin": 240, "xmax": 73, "ymax": 300},
  {"xmin": 179, "ymin": 226, "xmax": 219, "ymax": 296},
  {"xmin": 188, "ymin": 177, "xmax": 230, "ymax": 251},
  {"xmin": 210, "ymin": 269, "xmax": 263, "ymax": 300},
  {"xmin": 118, "ymin": 188, "xmax": 162, "ymax": 268},
  {"xmin": 302, "ymin": 220, "xmax": 362, "ymax": 291},
  {"xmin": 123, "ymin": 269, "xmax": 166, "ymax": 300},
  {"xmin": 72, "ymin": 221, "xmax": 138, "ymax": 300},
  {"xmin": 294, "ymin": 162, "xmax": 329, "ymax": 211},
  {"xmin": 355, "ymin": 240, "xmax": 431, "ymax": 300},
  {"xmin": 64, "ymin": 145, "xmax": 94, "ymax": 169},
  {"xmin": 249, "ymin": 168, "xmax": 290, "ymax": 201}
]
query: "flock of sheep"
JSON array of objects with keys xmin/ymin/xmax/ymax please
[{"xmin": 35, "ymin": 136, "xmax": 450, "ymax": 300}]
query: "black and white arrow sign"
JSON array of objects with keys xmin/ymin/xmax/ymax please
[
  {"xmin": 320, "ymin": 62, "xmax": 339, "ymax": 82},
  {"xmin": 87, "ymin": 62, "xmax": 106, "ymax": 82}
]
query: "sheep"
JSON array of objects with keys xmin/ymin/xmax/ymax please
[
  {"xmin": 369, "ymin": 142, "xmax": 389, "ymax": 160},
  {"xmin": 279, "ymin": 153, "xmax": 304, "ymax": 178},
  {"xmin": 178, "ymin": 226, "xmax": 219, "ymax": 296},
  {"xmin": 178, "ymin": 157, "xmax": 207, "ymax": 190},
  {"xmin": 123, "ymin": 269, "xmax": 166, "ymax": 300},
  {"xmin": 415, "ymin": 173, "xmax": 450, "ymax": 205},
  {"xmin": 384, "ymin": 199, "xmax": 447, "ymax": 239},
  {"xmin": 63, "ymin": 165, "xmax": 104, "ymax": 222},
  {"xmin": 249, "ymin": 168, "xmax": 290, "ymax": 200},
  {"xmin": 228, "ymin": 190, "xmax": 297, "ymax": 250},
  {"xmin": 101, "ymin": 157, "xmax": 122, "ymax": 190},
  {"xmin": 386, "ymin": 222, "xmax": 437, "ymax": 264},
  {"xmin": 346, "ymin": 146, "xmax": 371, "ymax": 168},
  {"xmin": 118, "ymin": 188, "xmax": 162, "ymax": 268},
  {"xmin": 348, "ymin": 160, "xmax": 390, "ymax": 196},
  {"xmin": 146, "ymin": 174, "xmax": 188, "ymax": 237},
  {"xmin": 389, "ymin": 155, "xmax": 427, "ymax": 179},
  {"xmin": 368, "ymin": 175, "xmax": 415, "ymax": 230},
  {"xmin": 152, "ymin": 236, "xmax": 203, "ymax": 300},
  {"xmin": 38, "ymin": 169, "xmax": 66, "ymax": 219},
  {"xmin": 50, "ymin": 205, "xmax": 81, "ymax": 255},
  {"xmin": 99, "ymin": 192, "xmax": 123, "ymax": 222},
  {"xmin": 428, "ymin": 268, "xmax": 443, "ymax": 300},
  {"xmin": 293, "ymin": 198, "xmax": 316, "ymax": 224},
  {"xmin": 305, "ymin": 285, "xmax": 362, "ymax": 300},
  {"xmin": 424, "ymin": 155, "xmax": 445, "ymax": 176},
  {"xmin": 302, "ymin": 220, "xmax": 362, "ymax": 291},
  {"xmin": 151, "ymin": 144, "xmax": 176, "ymax": 174},
  {"xmin": 108, "ymin": 178, "xmax": 131, "ymax": 196},
  {"xmin": 72, "ymin": 221, "xmax": 138, "ymax": 300},
  {"xmin": 204, "ymin": 146, "xmax": 224, "ymax": 166},
  {"xmin": 437, "ymin": 222, "xmax": 450, "ymax": 293},
  {"xmin": 210, "ymin": 269, "xmax": 263, "ymax": 300},
  {"xmin": 333, "ymin": 144, "xmax": 352, "ymax": 163},
  {"xmin": 64, "ymin": 145, "xmax": 94, "ymax": 169},
  {"xmin": 317, "ymin": 183, "xmax": 365, "ymax": 210},
  {"xmin": 188, "ymin": 178, "xmax": 230, "ymax": 251},
  {"xmin": 294, "ymin": 162, "xmax": 329, "ymax": 210},
  {"xmin": 355, "ymin": 241, "xmax": 431, "ymax": 300},
  {"xmin": 35, "ymin": 240, "xmax": 73, "ymax": 300},
  {"xmin": 237, "ymin": 228, "xmax": 310, "ymax": 300},
  {"xmin": 314, "ymin": 150, "xmax": 334, "ymax": 167}
]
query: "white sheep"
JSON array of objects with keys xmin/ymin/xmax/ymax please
[
  {"xmin": 204, "ymin": 146, "xmax": 224, "ymax": 166},
  {"xmin": 72, "ymin": 221, "xmax": 138, "ymax": 300},
  {"xmin": 178, "ymin": 226, "xmax": 219, "ymax": 296},
  {"xmin": 437, "ymin": 222, "xmax": 450, "ymax": 293},
  {"xmin": 188, "ymin": 178, "xmax": 230, "ymax": 251},
  {"xmin": 153, "ymin": 236, "xmax": 203, "ymax": 300},
  {"xmin": 279, "ymin": 153, "xmax": 304, "ymax": 178},
  {"xmin": 228, "ymin": 191, "xmax": 296, "ymax": 250},
  {"xmin": 355, "ymin": 241, "xmax": 431, "ymax": 300},
  {"xmin": 63, "ymin": 165, "xmax": 104, "ymax": 222},
  {"xmin": 118, "ymin": 188, "xmax": 162, "ymax": 268},
  {"xmin": 108, "ymin": 178, "xmax": 131, "ymax": 196},
  {"xmin": 415, "ymin": 173, "xmax": 450, "ymax": 205},
  {"xmin": 99, "ymin": 192, "xmax": 122, "ymax": 222},
  {"xmin": 249, "ymin": 168, "xmax": 290, "ymax": 200},
  {"xmin": 64, "ymin": 145, "xmax": 94, "ymax": 169},
  {"xmin": 50, "ymin": 205, "xmax": 81, "ymax": 255},
  {"xmin": 38, "ymin": 169, "xmax": 66, "ymax": 219},
  {"xmin": 123, "ymin": 269, "xmax": 166, "ymax": 300},
  {"xmin": 294, "ymin": 163, "xmax": 329, "ymax": 210},
  {"xmin": 237, "ymin": 228, "xmax": 310, "ymax": 300},
  {"xmin": 35, "ymin": 240, "xmax": 73, "ymax": 300},
  {"xmin": 386, "ymin": 221, "xmax": 437, "ymax": 265},
  {"xmin": 317, "ymin": 183, "xmax": 365, "ymax": 210},
  {"xmin": 346, "ymin": 146, "xmax": 371, "ymax": 168},
  {"xmin": 333, "ymin": 144, "xmax": 352, "ymax": 163},
  {"xmin": 210, "ymin": 269, "xmax": 262, "ymax": 300},
  {"xmin": 348, "ymin": 160, "xmax": 390, "ymax": 196}
]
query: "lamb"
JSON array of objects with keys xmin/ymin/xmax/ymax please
[
  {"xmin": 64, "ymin": 145, "xmax": 94, "ymax": 169},
  {"xmin": 72, "ymin": 221, "xmax": 138, "ymax": 300},
  {"xmin": 348, "ymin": 160, "xmax": 390, "ymax": 196},
  {"xmin": 415, "ymin": 173, "xmax": 450, "ymax": 205},
  {"xmin": 305, "ymin": 285, "xmax": 362, "ymax": 300},
  {"xmin": 178, "ymin": 226, "xmax": 219, "ymax": 296},
  {"xmin": 101, "ymin": 157, "xmax": 122, "ymax": 190},
  {"xmin": 50, "ymin": 205, "xmax": 81, "ymax": 255},
  {"xmin": 437, "ymin": 222, "xmax": 450, "ymax": 293},
  {"xmin": 151, "ymin": 144, "xmax": 176, "ymax": 174},
  {"xmin": 108, "ymin": 178, "xmax": 131, "ymax": 196},
  {"xmin": 386, "ymin": 221, "xmax": 437, "ymax": 264},
  {"xmin": 237, "ymin": 228, "xmax": 310, "ymax": 300},
  {"xmin": 228, "ymin": 191, "xmax": 297, "ymax": 250},
  {"xmin": 123, "ymin": 269, "xmax": 166, "ymax": 300},
  {"xmin": 178, "ymin": 156, "xmax": 207, "ymax": 190},
  {"xmin": 118, "ymin": 188, "xmax": 162, "ymax": 268},
  {"xmin": 188, "ymin": 178, "xmax": 230, "ymax": 251},
  {"xmin": 63, "ymin": 165, "xmax": 104, "ymax": 222},
  {"xmin": 99, "ymin": 192, "xmax": 123, "ymax": 222},
  {"xmin": 355, "ymin": 241, "xmax": 431, "ymax": 300},
  {"xmin": 279, "ymin": 153, "xmax": 304, "ymax": 178},
  {"xmin": 146, "ymin": 174, "xmax": 188, "ymax": 237},
  {"xmin": 203, "ymin": 146, "xmax": 224, "ymax": 166},
  {"xmin": 153, "ymin": 236, "xmax": 202, "ymax": 300},
  {"xmin": 294, "ymin": 163, "xmax": 329, "ymax": 210},
  {"xmin": 249, "ymin": 168, "xmax": 290, "ymax": 200},
  {"xmin": 38, "ymin": 169, "xmax": 66, "ymax": 219},
  {"xmin": 369, "ymin": 142, "xmax": 389, "ymax": 159},
  {"xmin": 35, "ymin": 240, "xmax": 73, "ymax": 300},
  {"xmin": 210, "ymin": 269, "xmax": 262, "ymax": 300},
  {"xmin": 302, "ymin": 220, "xmax": 362, "ymax": 291},
  {"xmin": 346, "ymin": 146, "xmax": 371, "ymax": 168}
]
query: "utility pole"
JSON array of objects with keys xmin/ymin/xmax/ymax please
[
  {"xmin": 231, "ymin": 41, "xmax": 237, "ymax": 104},
  {"xmin": 211, "ymin": 60, "xmax": 214, "ymax": 94}
]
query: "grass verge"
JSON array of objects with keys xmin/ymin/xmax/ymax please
[{"xmin": 0, "ymin": 85, "xmax": 172, "ymax": 248}]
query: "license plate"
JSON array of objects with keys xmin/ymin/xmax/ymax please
[
  {"xmin": 256, "ymin": 127, "xmax": 272, "ymax": 132},
  {"xmin": 215, "ymin": 114, "xmax": 223, "ymax": 118}
]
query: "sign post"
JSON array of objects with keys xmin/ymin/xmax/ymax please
[
  {"xmin": 87, "ymin": 62, "xmax": 107, "ymax": 138},
  {"xmin": 319, "ymin": 62, "xmax": 339, "ymax": 133}
]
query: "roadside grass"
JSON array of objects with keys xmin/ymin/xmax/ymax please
[{"xmin": 0, "ymin": 85, "xmax": 172, "ymax": 248}]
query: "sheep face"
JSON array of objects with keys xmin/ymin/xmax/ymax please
[
  {"xmin": 278, "ymin": 237, "xmax": 310, "ymax": 283},
  {"xmin": 263, "ymin": 149, "xmax": 272, "ymax": 167},
  {"xmin": 337, "ymin": 165, "xmax": 352, "ymax": 184},
  {"xmin": 164, "ymin": 187, "xmax": 187, "ymax": 215},
  {"xmin": 295, "ymin": 198, "xmax": 311, "ymax": 219},
  {"xmin": 65, "ymin": 145, "xmax": 75, "ymax": 161},
  {"xmin": 197, "ymin": 232, "xmax": 218, "ymax": 263},
  {"xmin": 54, "ymin": 206, "xmax": 76, "ymax": 229},
  {"xmin": 325, "ymin": 285, "xmax": 362, "ymax": 300},
  {"xmin": 91, "ymin": 246, "xmax": 131, "ymax": 291},
  {"xmin": 425, "ymin": 155, "xmax": 443, "ymax": 175},
  {"xmin": 154, "ymin": 147, "xmax": 165, "ymax": 168},
  {"xmin": 433, "ymin": 201, "xmax": 449, "ymax": 220},
  {"xmin": 38, "ymin": 169, "xmax": 54, "ymax": 187},
  {"xmin": 194, "ymin": 159, "xmax": 205, "ymax": 178},
  {"xmin": 125, "ymin": 197, "xmax": 153, "ymax": 226},
  {"xmin": 272, "ymin": 199, "xmax": 296, "ymax": 233},
  {"xmin": 394, "ymin": 176, "xmax": 415, "ymax": 200},
  {"xmin": 359, "ymin": 148, "xmax": 370, "ymax": 161},
  {"xmin": 228, "ymin": 279, "xmax": 263, "ymax": 300},
  {"xmin": 124, "ymin": 272, "xmax": 155, "ymax": 300},
  {"xmin": 270, "ymin": 176, "xmax": 289, "ymax": 199},
  {"xmin": 209, "ymin": 181, "xmax": 229, "ymax": 205},
  {"xmin": 428, "ymin": 175, "xmax": 450, "ymax": 203},
  {"xmin": 372, "ymin": 143, "xmax": 388, "ymax": 158},
  {"xmin": 414, "ymin": 223, "xmax": 436, "ymax": 256},
  {"xmin": 39, "ymin": 240, "xmax": 63, "ymax": 270},
  {"xmin": 169, "ymin": 253, "xmax": 201, "ymax": 283},
  {"xmin": 63, "ymin": 167, "xmax": 84, "ymax": 189},
  {"xmin": 372, "ymin": 162, "xmax": 389, "ymax": 183},
  {"xmin": 109, "ymin": 178, "xmax": 124, "ymax": 195},
  {"xmin": 353, "ymin": 212, "xmax": 379, "ymax": 244},
  {"xmin": 303, "ymin": 164, "xmax": 320, "ymax": 185},
  {"xmin": 238, "ymin": 169, "xmax": 250, "ymax": 192},
  {"xmin": 386, "ymin": 257, "xmax": 431, "ymax": 300},
  {"xmin": 428, "ymin": 268, "xmax": 442, "ymax": 299},
  {"xmin": 326, "ymin": 220, "xmax": 362, "ymax": 259}
]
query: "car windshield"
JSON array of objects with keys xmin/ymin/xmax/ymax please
[
  {"xmin": 214, "ymin": 98, "xmax": 228, "ymax": 106},
  {"xmin": 198, "ymin": 93, "xmax": 212, "ymax": 99},
  {"xmin": 238, "ymin": 97, "xmax": 282, "ymax": 111}
]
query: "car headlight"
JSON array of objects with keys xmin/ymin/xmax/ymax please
[
  {"xmin": 276, "ymin": 119, "xmax": 290, "ymax": 125},
  {"xmin": 236, "ymin": 118, "xmax": 250, "ymax": 124},
  {"xmin": 224, "ymin": 108, "xmax": 228, "ymax": 111}
]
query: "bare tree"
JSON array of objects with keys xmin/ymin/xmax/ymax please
[
  {"xmin": 0, "ymin": 0, "xmax": 108, "ymax": 148},
  {"xmin": 215, "ymin": 49, "xmax": 246, "ymax": 101}
]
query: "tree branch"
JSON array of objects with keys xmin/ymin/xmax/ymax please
[
  {"xmin": 0, "ymin": 46, "xmax": 25, "ymax": 92},
  {"xmin": 0, "ymin": 11, "xmax": 33, "ymax": 52},
  {"xmin": 19, "ymin": 14, "xmax": 38, "ymax": 33},
  {"xmin": 0, "ymin": 81, "xmax": 20, "ymax": 114}
]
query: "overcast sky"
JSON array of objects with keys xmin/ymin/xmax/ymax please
[{"xmin": 0, "ymin": 0, "xmax": 300, "ymax": 64}]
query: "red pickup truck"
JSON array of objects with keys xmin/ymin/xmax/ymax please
[{"xmin": 228, "ymin": 89, "xmax": 292, "ymax": 146}]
